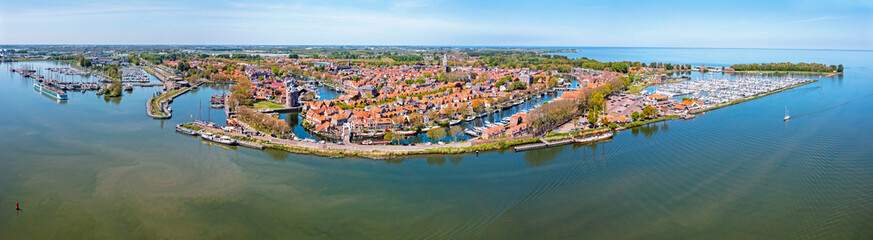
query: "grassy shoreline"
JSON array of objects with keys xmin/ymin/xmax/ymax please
[{"xmin": 217, "ymin": 132, "xmax": 538, "ymax": 159}]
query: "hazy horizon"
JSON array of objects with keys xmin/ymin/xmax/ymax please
[{"xmin": 1, "ymin": 0, "xmax": 871, "ymax": 50}]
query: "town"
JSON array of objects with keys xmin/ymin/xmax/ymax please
[{"xmin": 2, "ymin": 46, "xmax": 822, "ymax": 157}]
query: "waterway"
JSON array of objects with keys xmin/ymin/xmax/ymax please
[{"xmin": 1, "ymin": 47, "xmax": 872, "ymax": 239}]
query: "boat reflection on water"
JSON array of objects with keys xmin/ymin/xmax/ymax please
[{"xmin": 33, "ymin": 87, "xmax": 68, "ymax": 104}]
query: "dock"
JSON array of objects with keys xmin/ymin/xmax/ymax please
[
  {"xmin": 147, "ymin": 82, "xmax": 204, "ymax": 119},
  {"xmin": 238, "ymin": 141, "xmax": 264, "ymax": 150},
  {"xmin": 513, "ymin": 138, "xmax": 574, "ymax": 151}
]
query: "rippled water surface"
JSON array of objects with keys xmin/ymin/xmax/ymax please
[{"xmin": 1, "ymin": 48, "xmax": 872, "ymax": 239}]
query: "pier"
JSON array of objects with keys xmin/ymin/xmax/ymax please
[
  {"xmin": 147, "ymin": 82, "xmax": 204, "ymax": 119},
  {"xmin": 513, "ymin": 138, "xmax": 574, "ymax": 151}
]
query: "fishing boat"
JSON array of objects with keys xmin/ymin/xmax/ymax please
[
  {"xmin": 175, "ymin": 124, "xmax": 199, "ymax": 136},
  {"xmin": 573, "ymin": 131, "xmax": 614, "ymax": 144},
  {"xmin": 784, "ymin": 106, "xmax": 790, "ymax": 121},
  {"xmin": 34, "ymin": 83, "xmax": 68, "ymax": 100},
  {"xmin": 200, "ymin": 132, "xmax": 237, "ymax": 145},
  {"xmin": 394, "ymin": 130, "xmax": 417, "ymax": 136}
]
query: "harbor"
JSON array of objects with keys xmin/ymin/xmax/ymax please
[
  {"xmin": 0, "ymin": 47, "xmax": 869, "ymax": 240},
  {"xmin": 653, "ymin": 76, "xmax": 816, "ymax": 105}
]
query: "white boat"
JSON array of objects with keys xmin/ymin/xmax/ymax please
[
  {"xmin": 465, "ymin": 116, "xmax": 476, "ymax": 121},
  {"xmin": 784, "ymin": 106, "xmax": 790, "ymax": 121},
  {"xmin": 201, "ymin": 132, "xmax": 238, "ymax": 145},
  {"xmin": 449, "ymin": 119, "xmax": 462, "ymax": 125},
  {"xmin": 422, "ymin": 125, "xmax": 441, "ymax": 132},
  {"xmin": 394, "ymin": 130, "xmax": 417, "ymax": 136},
  {"xmin": 464, "ymin": 129, "xmax": 480, "ymax": 137},
  {"xmin": 573, "ymin": 131, "xmax": 614, "ymax": 144}
]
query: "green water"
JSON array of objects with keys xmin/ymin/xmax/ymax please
[{"xmin": 1, "ymin": 48, "xmax": 872, "ymax": 239}]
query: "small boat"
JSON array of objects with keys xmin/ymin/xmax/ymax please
[
  {"xmin": 123, "ymin": 84, "xmax": 133, "ymax": 91},
  {"xmin": 201, "ymin": 132, "xmax": 237, "ymax": 145},
  {"xmin": 175, "ymin": 124, "xmax": 199, "ymax": 135},
  {"xmin": 464, "ymin": 129, "xmax": 480, "ymax": 137},
  {"xmin": 573, "ymin": 131, "xmax": 614, "ymax": 144},
  {"xmin": 784, "ymin": 106, "xmax": 790, "ymax": 121},
  {"xmin": 361, "ymin": 140, "xmax": 390, "ymax": 145},
  {"xmin": 465, "ymin": 115, "xmax": 476, "ymax": 121},
  {"xmin": 682, "ymin": 114, "xmax": 696, "ymax": 120},
  {"xmin": 449, "ymin": 119, "xmax": 462, "ymax": 125},
  {"xmin": 394, "ymin": 130, "xmax": 417, "ymax": 136}
]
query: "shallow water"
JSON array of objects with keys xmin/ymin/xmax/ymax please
[{"xmin": 1, "ymin": 48, "xmax": 872, "ymax": 239}]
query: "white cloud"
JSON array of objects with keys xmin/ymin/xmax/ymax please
[{"xmin": 784, "ymin": 16, "xmax": 843, "ymax": 24}]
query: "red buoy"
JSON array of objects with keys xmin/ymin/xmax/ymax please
[{"xmin": 16, "ymin": 202, "xmax": 20, "ymax": 211}]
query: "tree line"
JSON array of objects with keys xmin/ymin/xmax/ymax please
[{"xmin": 730, "ymin": 62, "xmax": 842, "ymax": 73}]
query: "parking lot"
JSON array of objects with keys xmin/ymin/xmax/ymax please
[{"xmin": 606, "ymin": 94, "xmax": 644, "ymax": 119}]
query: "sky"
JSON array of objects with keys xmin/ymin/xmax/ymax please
[{"xmin": 0, "ymin": 0, "xmax": 871, "ymax": 50}]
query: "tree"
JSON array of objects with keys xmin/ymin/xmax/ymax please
[
  {"xmin": 78, "ymin": 57, "xmax": 92, "ymax": 67},
  {"xmin": 471, "ymin": 99, "xmax": 485, "ymax": 113},
  {"xmin": 427, "ymin": 111, "xmax": 440, "ymax": 123},
  {"xmin": 384, "ymin": 131, "xmax": 398, "ymax": 144},
  {"xmin": 442, "ymin": 106, "xmax": 455, "ymax": 119},
  {"xmin": 426, "ymin": 127, "xmax": 447, "ymax": 142},
  {"xmin": 512, "ymin": 81, "xmax": 527, "ymax": 90},
  {"xmin": 642, "ymin": 106, "xmax": 657, "ymax": 119},
  {"xmin": 449, "ymin": 125, "xmax": 463, "ymax": 141},
  {"xmin": 586, "ymin": 110, "xmax": 599, "ymax": 128},
  {"xmin": 178, "ymin": 60, "xmax": 190, "ymax": 72},
  {"xmin": 631, "ymin": 111, "xmax": 640, "ymax": 121},
  {"xmin": 408, "ymin": 113, "xmax": 424, "ymax": 128},
  {"xmin": 495, "ymin": 79, "xmax": 507, "ymax": 88},
  {"xmin": 610, "ymin": 62, "xmax": 628, "ymax": 73},
  {"xmin": 458, "ymin": 104, "xmax": 472, "ymax": 116},
  {"xmin": 547, "ymin": 76, "xmax": 559, "ymax": 87},
  {"xmin": 588, "ymin": 92, "xmax": 605, "ymax": 112},
  {"xmin": 837, "ymin": 64, "xmax": 844, "ymax": 72}
]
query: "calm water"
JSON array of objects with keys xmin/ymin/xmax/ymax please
[{"xmin": 1, "ymin": 48, "xmax": 872, "ymax": 239}]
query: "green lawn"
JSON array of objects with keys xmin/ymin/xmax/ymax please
[{"xmin": 252, "ymin": 101, "xmax": 286, "ymax": 109}]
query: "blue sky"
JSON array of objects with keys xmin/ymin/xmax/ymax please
[{"xmin": 0, "ymin": 0, "xmax": 871, "ymax": 49}]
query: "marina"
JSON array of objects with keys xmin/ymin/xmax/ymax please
[{"xmin": 653, "ymin": 76, "xmax": 816, "ymax": 105}]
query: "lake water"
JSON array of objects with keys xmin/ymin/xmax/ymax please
[{"xmin": 1, "ymin": 48, "xmax": 872, "ymax": 239}]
